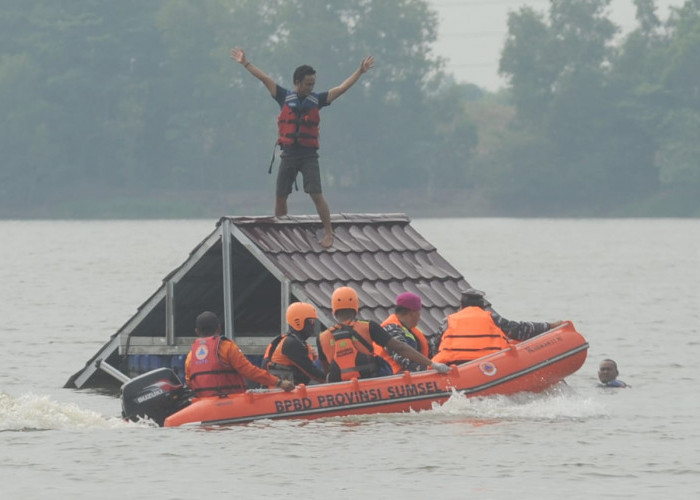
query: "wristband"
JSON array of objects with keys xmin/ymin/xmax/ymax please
[{"xmin": 244, "ymin": 61, "xmax": 251, "ymax": 68}]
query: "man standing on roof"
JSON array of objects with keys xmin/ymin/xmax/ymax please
[
  {"xmin": 432, "ymin": 289, "xmax": 563, "ymax": 365},
  {"xmin": 261, "ymin": 302, "xmax": 326, "ymax": 385},
  {"xmin": 185, "ymin": 311, "xmax": 294, "ymax": 396},
  {"xmin": 230, "ymin": 47, "xmax": 375, "ymax": 249},
  {"xmin": 375, "ymin": 292, "xmax": 431, "ymax": 375},
  {"xmin": 317, "ymin": 286, "xmax": 449, "ymax": 382}
]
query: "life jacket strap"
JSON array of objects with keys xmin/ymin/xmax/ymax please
[
  {"xmin": 332, "ymin": 325, "xmax": 374, "ymax": 353},
  {"xmin": 268, "ymin": 141, "xmax": 278, "ymax": 174},
  {"xmin": 268, "ymin": 362, "xmax": 295, "ymax": 381}
]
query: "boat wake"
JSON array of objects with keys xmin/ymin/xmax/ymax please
[
  {"xmin": 237, "ymin": 383, "xmax": 607, "ymax": 430},
  {"xmin": 0, "ymin": 392, "xmax": 134, "ymax": 432},
  {"xmin": 429, "ymin": 384, "xmax": 607, "ymax": 423}
]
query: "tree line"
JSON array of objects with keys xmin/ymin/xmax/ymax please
[{"xmin": 0, "ymin": 0, "xmax": 697, "ymax": 217}]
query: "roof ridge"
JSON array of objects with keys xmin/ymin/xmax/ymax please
[{"xmin": 220, "ymin": 213, "xmax": 410, "ymax": 226}]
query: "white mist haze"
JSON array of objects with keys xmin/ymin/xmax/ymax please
[{"xmin": 428, "ymin": 0, "xmax": 687, "ymax": 90}]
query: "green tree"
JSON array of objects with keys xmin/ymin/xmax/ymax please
[
  {"xmin": 497, "ymin": 0, "xmax": 659, "ymax": 212},
  {"xmin": 424, "ymin": 82, "xmax": 480, "ymax": 194},
  {"xmin": 610, "ymin": 0, "xmax": 700, "ymax": 213},
  {"xmin": 653, "ymin": 2, "xmax": 700, "ymax": 201},
  {"xmin": 0, "ymin": 0, "xmax": 469, "ymax": 216},
  {"xmin": 0, "ymin": 1, "xmax": 167, "ymax": 212},
  {"xmin": 238, "ymin": 0, "xmax": 447, "ymax": 190},
  {"xmin": 0, "ymin": 51, "xmax": 55, "ymax": 206}
]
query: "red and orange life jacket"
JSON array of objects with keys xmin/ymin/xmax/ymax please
[
  {"xmin": 188, "ymin": 336, "xmax": 246, "ymax": 397},
  {"xmin": 375, "ymin": 314, "xmax": 430, "ymax": 374},
  {"xmin": 277, "ymin": 92, "xmax": 320, "ymax": 149},
  {"xmin": 318, "ymin": 320, "xmax": 378, "ymax": 382},
  {"xmin": 432, "ymin": 307, "xmax": 511, "ymax": 364}
]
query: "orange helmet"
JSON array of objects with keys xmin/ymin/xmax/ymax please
[
  {"xmin": 331, "ymin": 286, "xmax": 359, "ymax": 314},
  {"xmin": 286, "ymin": 302, "xmax": 318, "ymax": 331}
]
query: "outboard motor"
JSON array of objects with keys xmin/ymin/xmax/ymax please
[{"xmin": 121, "ymin": 367, "xmax": 189, "ymax": 426}]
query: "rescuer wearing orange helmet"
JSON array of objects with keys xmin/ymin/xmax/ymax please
[
  {"xmin": 262, "ymin": 302, "xmax": 326, "ymax": 385},
  {"xmin": 317, "ymin": 286, "xmax": 449, "ymax": 383}
]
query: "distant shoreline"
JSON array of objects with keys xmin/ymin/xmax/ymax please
[{"xmin": 1, "ymin": 187, "xmax": 697, "ymax": 219}]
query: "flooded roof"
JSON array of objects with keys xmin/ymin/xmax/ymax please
[
  {"xmin": 231, "ymin": 213, "xmax": 469, "ymax": 333},
  {"xmin": 65, "ymin": 213, "xmax": 471, "ymax": 389}
]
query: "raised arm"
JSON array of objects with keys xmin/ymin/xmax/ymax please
[
  {"xmin": 230, "ymin": 47, "xmax": 277, "ymax": 97},
  {"xmin": 491, "ymin": 311, "xmax": 563, "ymax": 341},
  {"xmin": 327, "ymin": 56, "xmax": 375, "ymax": 103}
]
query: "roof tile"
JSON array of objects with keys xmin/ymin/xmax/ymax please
[
  {"xmin": 392, "ymin": 223, "xmax": 431, "ymax": 251},
  {"xmin": 227, "ymin": 214, "xmax": 467, "ymax": 339},
  {"xmin": 347, "ymin": 225, "xmax": 381, "ymax": 252},
  {"xmin": 289, "ymin": 253, "xmax": 326, "ymax": 281},
  {"xmin": 272, "ymin": 253, "xmax": 306, "ymax": 281},
  {"xmin": 360, "ymin": 225, "xmax": 396, "ymax": 252},
  {"xmin": 375, "ymin": 253, "xmax": 409, "ymax": 279},
  {"xmin": 318, "ymin": 253, "xmax": 353, "ymax": 281}
]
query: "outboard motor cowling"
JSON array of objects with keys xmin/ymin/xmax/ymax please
[{"xmin": 121, "ymin": 367, "xmax": 189, "ymax": 426}]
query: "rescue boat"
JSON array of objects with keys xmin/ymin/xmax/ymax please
[{"xmin": 121, "ymin": 321, "xmax": 587, "ymax": 427}]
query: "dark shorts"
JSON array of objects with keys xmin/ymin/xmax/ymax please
[{"xmin": 276, "ymin": 155, "xmax": 322, "ymax": 196}]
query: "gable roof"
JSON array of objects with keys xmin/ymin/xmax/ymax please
[
  {"xmin": 234, "ymin": 213, "xmax": 470, "ymax": 333},
  {"xmin": 65, "ymin": 213, "xmax": 471, "ymax": 389}
]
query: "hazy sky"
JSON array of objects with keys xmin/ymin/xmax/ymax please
[{"xmin": 427, "ymin": 0, "xmax": 687, "ymax": 90}]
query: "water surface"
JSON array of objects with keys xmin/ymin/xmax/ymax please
[{"xmin": 0, "ymin": 218, "xmax": 698, "ymax": 498}]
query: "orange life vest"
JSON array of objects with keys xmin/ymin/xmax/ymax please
[
  {"xmin": 270, "ymin": 336, "xmax": 317, "ymax": 367},
  {"xmin": 188, "ymin": 336, "xmax": 247, "ymax": 397},
  {"xmin": 266, "ymin": 334, "xmax": 318, "ymax": 380},
  {"xmin": 277, "ymin": 92, "xmax": 320, "ymax": 149},
  {"xmin": 318, "ymin": 320, "xmax": 378, "ymax": 382},
  {"xmin": 261, "ymin": 335, "xmax": 284, "ymax": 371},
  {"xmin": 432, "ymin": 307, "xmax": 511, "ymax": 364},
  {"xmin": 375, "ymin": 314, "xmax": 430, "ymax": 374}
]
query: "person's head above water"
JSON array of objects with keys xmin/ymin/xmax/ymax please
[{"xmin": 598, "ymin": 358, "xmax": 619, "ymax": 384}]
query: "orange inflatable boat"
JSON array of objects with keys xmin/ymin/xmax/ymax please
[{"xmin": 121, "ymin": 322, "xmax": 588, "ymax": 427}]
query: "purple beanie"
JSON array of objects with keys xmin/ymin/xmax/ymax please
[{"xmin": 396, "ymin": 292, "xmax": 422, "ymax": 311}]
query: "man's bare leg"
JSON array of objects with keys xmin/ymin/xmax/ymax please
[
  {"xmin": 275, "ymin": 195, "xmax": 288, "ymax": 217},
  {"xmin": 310, "ymin": 192, "xmax": 333, "ymax": 248}
]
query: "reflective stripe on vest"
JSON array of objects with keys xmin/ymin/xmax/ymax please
[{"xmin": 432, "ymin": 307, "xmax": 510, "ymax": 364}]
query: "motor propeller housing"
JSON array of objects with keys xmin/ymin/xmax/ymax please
[{"xmin": 121, "ymin": 367, "xmax": 189, "ymax": 426}]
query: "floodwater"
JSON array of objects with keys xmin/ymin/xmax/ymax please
[{"xmin": 0, "ymin": 218, "xmax": 698, "ymax": 499}]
